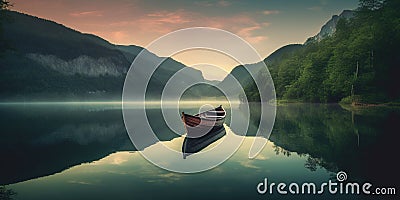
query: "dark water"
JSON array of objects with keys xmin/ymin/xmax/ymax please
[{"xmin": 0, "ymin": 103, "xmax": 398, "ymax": 199}]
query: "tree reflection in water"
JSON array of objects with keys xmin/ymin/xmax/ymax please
[
  {"xmin": 0, "ymin": 186, "xmax": 16, "ymax": 200},
  {"xmin": 242, "ymin": 103, "xmax": 399, "ymax": 184}
]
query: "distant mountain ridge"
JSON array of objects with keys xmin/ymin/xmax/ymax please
[{"xmin": 0, "ymin": 11, "xmax": 206, "ymax": 100}]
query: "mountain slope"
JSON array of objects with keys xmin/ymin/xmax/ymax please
[
  {"xmin": 305, "ymin": 10, "xmax": 354, "ymax": 44},
  {"xmin": 0, "ymin": 11, "xmax": 205, "ymax": 101},
  {"xmin": 216, "ymin": 44, "xmax": 301, "ymax": 102},
  {"xmin": 264, "ymin": 44, "xmax": 303, "ymax": 65}
]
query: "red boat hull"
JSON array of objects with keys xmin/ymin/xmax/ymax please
[{"xmin": 181, "ymin": 106, "xmax": 225, "ymax": 138}]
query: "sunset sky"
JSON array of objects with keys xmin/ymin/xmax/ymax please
[{"xmin": 12, "ymin": 0, "xmax": 358, "ymax": 80}]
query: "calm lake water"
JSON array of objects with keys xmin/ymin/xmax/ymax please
[{"xmin": 0, "ymin": 103, "xmax": 398, "ymax": 199}]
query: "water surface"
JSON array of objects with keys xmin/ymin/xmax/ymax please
[{"xmin": 1, "ymin": 103, "xmax": 398, "ymax": 199}]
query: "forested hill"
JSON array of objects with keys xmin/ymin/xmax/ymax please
[
  {"xmin": 245, "ymin": 0, "xmax": 400, "ymax": 103},
  {"xmin": 0, "ymin": 11, "xmax": 206, "ymax": 101}
]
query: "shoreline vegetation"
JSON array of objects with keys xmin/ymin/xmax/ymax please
[{"xmin": 275, "ymin": 98, "xmax": 400, "ymax": 108}]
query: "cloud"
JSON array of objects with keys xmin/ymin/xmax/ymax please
[
  {"xmin": 69, "ymin": 10, "xmax": 103, "ymax": 17},
  {"xmin": 62, "ymin": 4, "xmax": 271, "ymax": 47},
  {"xmin": 145, "ymin": 10, "xmax": 192, "ymax": 24},
  {"xmin": 110, "ymin": 31, "xmax": 130, "ymax": 42},
  {"xmin": 262, "ymin": 10, "xmax": 280, "ymax": 15},
  {"xmin": 237, "ymin": 26, "xmax": 268, "ymax": 43}
]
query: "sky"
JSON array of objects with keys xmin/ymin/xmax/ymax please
[{"xmin": 11, "ymin": 0, "xmax": 359, "ymax": 80}]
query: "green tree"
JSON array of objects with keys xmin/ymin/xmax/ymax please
[{"xmin": 359, "ymin": 0, "xmax": 384, "ymax": 11}]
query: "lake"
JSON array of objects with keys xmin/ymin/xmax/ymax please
[{"xmin": 0, "ymin": 103, "xmax": 398, "ymax": 199}]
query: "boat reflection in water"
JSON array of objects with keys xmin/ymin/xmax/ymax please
[
  {"xmin": 181, "ymin": 105, "xmax": 226, "ymax": 159},
  {"xmin": 182, "ymin": 127, "xmax": 226, "ymax": 159}
]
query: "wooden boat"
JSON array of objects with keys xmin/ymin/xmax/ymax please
[
  {"xmin": 182, "ymin": 127, "xmax": 226, "ymax": 159},
  {"xmin": 181, "ymin": 105, "xmax": 226, "ymax": 138}
]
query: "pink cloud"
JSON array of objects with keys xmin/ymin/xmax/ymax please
[
  {"xmin": 195, "ymin": 14, "xmax": 269, "ymax": 44},
  {"xmin": 69, "ymin": 10, "xmax": 103, "ymax": 17},
  {"xmin": 77, "ymin": 9, "xmax": 269, "ymax": 46},
  {"xmin": 237, "ymin": 26, "xmax": 268, "ymax": 44},
  {"xmin": 146, "ymin": 10, "xmax": 192, "ymax": 24},
  {"xmin": 110, "ymin": 31, "xmax": 130, "ymax": 42},
  {"xmin": 19, "ymin": 1, "xmax": 270, "ymax": 47}
]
